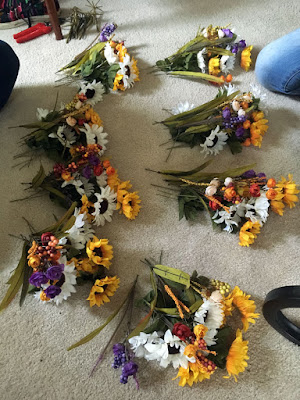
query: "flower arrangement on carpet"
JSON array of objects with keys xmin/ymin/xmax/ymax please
[
  {"xmin": 58, "ymin": 22, "xmax": 139, "ymax": 92},
  {"xmin": 149, "ymin": 161, "xmax": 299, "ymax": 247},
  {"xmin": 155, "ymin": 25, "xmax": 252, "ymax": 84},
  {"xmin": 161, "ymin": 86, "xmax": 268, "ymax": 158},
  {"xmin": 0, "ymin": 204, "xmax": 119, "ymax": 309},
  {"xmin": 67, "ymin": 258, "xmax": 259, "ymax": 388}
]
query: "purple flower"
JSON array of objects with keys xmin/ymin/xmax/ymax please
[
  {"xmin": 29, "ymin": 272, "xmax": 48, "ymax": 287},
  {"xmin": 222, "ymin": 107, "xmax": 231, "ymax": 120},
  {"xmin": 99, "ymin": 23, "xmax": 117, "ymax": 42},
  {"xmin": 242, "ymin": 169, "xmax": 256, "ymax": 179},
  {"xmin": 113, "ymin": 343, "xmax": 125, "ymax": 356},
  {"xmin": 88, "ymin": 154, "xmax": 100, "ymax": 166},
  {"xmin": 231, "ymin": 44, "xmax": 239, "ymax": 54},
  {"xmin": 222, "ymin": 28, "xmax": 233, "ymax": 38},
  {"xmin": 82, "ymin": 166, "xmax": 92, "ymax": 180},
  {"xmin": 235, "ymin": 127, "xmax": 245, "ymax": 138},
  {"xmin": 44, "ymin": 285, "xmax": 62, "ymax": 299},
  {"xmin": 46, "ymin": 264, "xmax": 64, "ymax": 281},
  {"xmin": 122, "ymin": 361, "xmax": 138, "ymax": 377},
  {"xmin": 239, "ymin": 40, "xmax": 247, "ymax": 49},
  {"xmin": 257, "ymin": 172, "xmax": 266, "ymax": 178}
]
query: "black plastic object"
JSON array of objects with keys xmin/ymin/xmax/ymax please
[{"xmin": 263, "ymin": 286, "xmax": 300, "ymax": 345}]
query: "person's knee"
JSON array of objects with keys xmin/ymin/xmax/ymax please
[
  {"xmin": 255, "ymin": 46, "xmax": 279, "ymax": 92},
  {"xmin": 0, "ymin": 41, "xmax": 20, "ymax": 77}
]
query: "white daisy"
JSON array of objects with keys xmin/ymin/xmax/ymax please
[
  {"xmin": 171, "ymin": 100, "xmax": 195, "ymax": 115},
  {"xmin": 36, "ymin": 108, "xmax": 50, "ymax": 121},
  {"xmin": 220, "ymin": 54, "xmax": 235, "ymax": 74},
  {"xmin": 49, "ymin": 125, "xmax": 76, "ymax": 148},
  {"xmin": 197, "ymin": 48, "xmax": 207, "ymax": 73},
  {"xmin": 65, "ymin": 208, "xmax": 94, "ymax": 250},
  {"xmin": 129, "ymin": 332, "xmax": 163, "ymax": 358},
  {"xmin": 118, "ymin": 53, "xmax": 138, "ymax": 89},
  {"xmin": 144, "ymin": 330, "xmax": 195, "ymax": 369},
  {"xmin": 200, "ymin": 125, "xmax": 228, "ymax": 156},
  {"xmin": 79, "ymin": 123, "xmax": 108, "ymax": 153},
  {"xmin": 78, "ymin": 80, "xmax": 105, "ymax": 106},
  {"xmin": 194, "ymin": 298, "xmax": 224, "ymax": 330},
  {"xmin": 249, "ymin": 83, "xmax": 268, "ymax": 111},
  {"xmin": 212, "ymin": 205, "xmax": 241, "ymax": 232},
  {"xmin": 92, "ymin": 186, "xmax": 116, "ymax": 226},
  {"xmin": 96, "ymin": 171, "xmax": 108, "ymax": 188},
  {"xmin": 104, "ymin": 42, "xmax": 118, "ymax": 65},
  {"xmin": 244, "ymin": 193, "xmax": 269, "ymax": 225}
]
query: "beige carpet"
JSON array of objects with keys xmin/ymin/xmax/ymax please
[{"xmin": 1, "ymin": 1, "xmax": 300, "ymax": 399}]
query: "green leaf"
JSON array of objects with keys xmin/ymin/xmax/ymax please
[
  {"xmin": 189, "ymin": 298, "xmax": 204, "ymax": 313},
  {"xmin": 143, "ymin": 318, "xmax": 166, "ymax": 334},
  {"xmin": 154, "ymin": 307, "xmax": 179, "ymax": 315},
  {"xmin": 208, "ymin": 326, "xmax": 233, "ymax": 369},
  {"xmin": 160, "ymin": 160, "xmax": 213, "ymax": 177},
  {"xmin": 227, "ymin": 138, "xmax": 243, "ymax": 155},
  {"xmin": 128, "ymin": 270, "xmax": 158, "ymax": 339},
  {"xmin": 37, "ymin": 203, "xmax": 77, "ymax": 235},
  {"xmin": 169, "ymin": 70, "xmax": 224, "ymax": 83},
  {"xmin": 31, "ymin": 165, "xmax": 46, "ymax": 189},
  {"xmin": 153, "ymin": 265, "xmax": 190, "ymax": 288},
  {"xmin": 0, "ymin": 243, "xmax": 27, "ymax": 312},
  {"xmin": 19, "ymin": 262, "xmax": 31, "ymax": 307}
]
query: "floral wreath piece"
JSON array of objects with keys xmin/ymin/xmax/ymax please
[
  {"xmin": 150, "ymin": 161, "xmax": 299, "ymax": 247},
  {"xmin": 58, "ymin": 23, "xmax": 140, "ymax": 93},
  {"xmin": 0, "ymin": 204, "xmax": 119, "ymax": 309},
  {"xmin": 155, "ymin": 25, "xmax": 252, "ymax": 85},
  {"xmin": 161, "ymin": 86, "xmax": 268, "ymax": 157},
  {"xmin": 67, "ymin": 258, "xmax": 259, "ymax": 387}
]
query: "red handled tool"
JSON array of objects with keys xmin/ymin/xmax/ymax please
[{"xmin": 13, "ymin": 23, "xmax": 52, "ymax": 43}]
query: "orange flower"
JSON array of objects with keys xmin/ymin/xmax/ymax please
[
  {"xmin": 242, "ymin": 138, "xmax": 251, "ymax": 147},
  {"xmin": 224, "ymin": 187, "xmax": 236, "ymax": 201},
  {"xmin": 61, "ymin": 171, "xmax": 73, "ymax": 181},
  {"xmin": 267, "ymin": 178, "xmax": 276, "ymax": 188},
  {"xmin": 243, "ymin": 120, "xmax": 251, "ymax": 129},
  {"xmin": 266, "ymin": 189, "xmax": 277, "ymax": 200},
  {"xmin": 107, "ymin": 171, "xmax": 121, "ymax": 192},
  {"xmin": 116, "ymin": 43, "xmax": 127, "ymax": 62}
]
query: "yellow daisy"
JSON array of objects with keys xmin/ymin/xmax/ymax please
[
  {"xmin": 175, "ymin": 362, "xmax": 213, "ymax": 387},
  {"xmin": 107, "ymin": 170, "xmax": 121, "ymax": 192},
  {"xmin": 87, "ymin": 276, "xmax": 120, "ymax": 307},
  {"xmin": 80, "ymin": 195, "xmax": 95, "ymax": 223},
  {"xmin": 116, "ymin": 43, "xmax": 128, "ymax": 62},
  {"xmin": 250, "ymin": 112, "xmax": 268, "ymax": 148},
  {"xmin": 131, "ymin": 57, "xmax": 140, "ymax": 82},
  {"xmin": 122, "ymin": 192, "xmax": 141, "ymax": 220},
  {"xmin": 113, "ymin": 73, "xmax": 125, "ymax": 91},
  {"xmin": 86, "ymin": 236, "xmax": 113, "ymax": 269},
  {"xmin": 85, "ymin": 108, "xmax": 103, "ymax": 127},
  {"xmin": 241, "ymin": 45, "xmax": 253, "ymax": 71},
  {"xmin": 208, "ymin": 56, "xmax": 221, "ymax": 76},
  {"xmin": 239, "ymin": 221, "xmax": 261, "ymax": 247},
  {"xmin": 271, "ymin": 199, "xmax": 285, "ymax": 216},
  {"xmin": 74, "ymin": 258, "xmax": 99, "ymax": 274},
  {"xmin": 224, "ymin": 286, "xmax": 259, "ymax": 332},
  {"xmin": 224, "ymin": 329, "xmax": 249, "ymax": 382},
  {"xmin": 275, "ymin": 174, "xmax": 299, "ymax": 209}
]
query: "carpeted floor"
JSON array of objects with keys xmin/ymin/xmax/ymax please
[{"xmin": 0, "ymin": 1, "xmax": 300, "ymax": 399}]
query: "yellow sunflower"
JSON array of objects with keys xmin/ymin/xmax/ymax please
[
  {"xmin": 122, "ymin": 192, "xmax": 141, "ymax": 220},
  {"xmin": 73, "ymin": 257, "xmax": 99, "ymax": 274},
  {"xmin": 224, "ymin": 286, "xmax": 259, "ymax": 331},
  {"xmin": 224, "ymin": 329, "xmax": 249, "ymax": 382},
  {"xmin": 131, "ymin": 57, "xmax": 140, "ymax": 82},
  {"xmin": 113, "ymin": 73, "xmax": 125, "ymax": 91},
  {"xmin": 116, "ymin": 43, "xmax": 128, "ymax": 62},
  {"xmin": 239, "ymin": 221, "xmax": 261, "ymax": 247},
  {"xmin": 275, "ymin": 174, "xmax": 299, "ymax": 209},
  {"xmin": 86, "ymin": 236, "xmax": 113, "ymax": 269},
  {"xmin": 116, "ymin": 181, "xmax": 132, "ymax": 209},
  {"xmin": 241, "ymin": 45, "xmax": 253, "ymax": 71},
  {"xmin": 87, "ymin": 276, "xmax": 120, "ymax": 307},
  {"xmin": 80, "ymin": 195, "xmax": 95, "ymax": 222},
  {"xmin": 208, "ymin": 56, "xmax": 221, "ymax": 76},
  {"xmin": 175, "ymin": 362, "xmax": 213, "ymax": 387},
  {"xmin": 250, "ymin": 116, "xmax": 268, "ymax": 148},
  {"xmin": 85, "ymin": 108, "xmax": 103, "ymax": 126}
]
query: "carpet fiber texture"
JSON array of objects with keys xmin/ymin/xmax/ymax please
[{"xmin": 0, "ymin": 1, "xmax": 300, "ymax": 399}]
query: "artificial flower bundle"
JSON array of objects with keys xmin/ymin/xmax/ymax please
[
  {"xmin": 58, "ymin": 23, "xmax": 139, "ymax": 92},
  {"xmin": 152, "ymin": 161, "xmax": 299, "ymax": 247},
  {"xmin": 17, "ymin": 91, "xmax": 141, "ymax": 223},
  {"xmin": 68, "ymin": 259, "xmax": 259, "ymax": 387},
  {"xmin": 161, "ymin": 86, "xmax": 268, "ymax": 157},
  {"xmin": 155, "ymin": 25, "xmax": 252, "ymax": 85},
  {"xmin": 0, "ymin": 204, "xmax": 119, "ymax": 309},
  {"xmin": 18, "ymin": 89, "xmax": 105, "ymax": 163}
]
